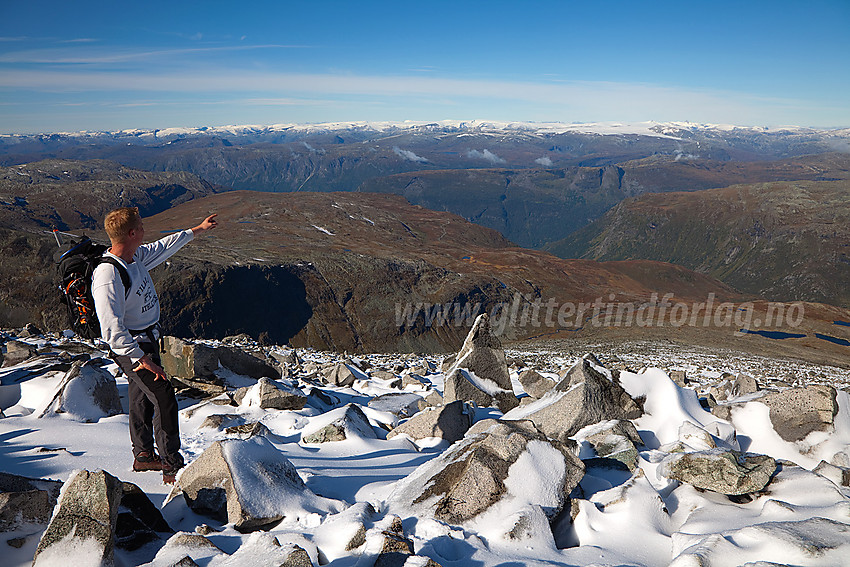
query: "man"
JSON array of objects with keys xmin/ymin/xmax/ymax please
[{"xmin": 92, "ymin": 207, "xmax": 218, "ymax": 483}]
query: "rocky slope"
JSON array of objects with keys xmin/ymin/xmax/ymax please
[
  {"xmin": 141, "ymin": 191, "xmax": 746, "ymax": 352},
  {"xmin": 548, "ymin": 178, "xmax": 850, "ymax": 308}
]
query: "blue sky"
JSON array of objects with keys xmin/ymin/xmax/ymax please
[{"xmin": 1, "ymin": 0, "xmax": 848, "ymax": 133}]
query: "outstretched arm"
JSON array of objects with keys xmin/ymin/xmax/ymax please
[{"xmin": 192, "ymin": 213, "xmax": 218, "ymax": 235}]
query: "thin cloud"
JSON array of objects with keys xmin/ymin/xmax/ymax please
[
  {"xmin": 393, "ymin": 146, "xmax": 429, "ymax": 163},
  {"xmin": 0, "ymin": 44, "xmax": 310, "ymax": 64},
  {"xmin": 467, "ymin": 149, "xmax": 505, "ymax": 164}
]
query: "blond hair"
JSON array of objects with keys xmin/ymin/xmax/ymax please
[{"xmin": 104, "ymin": 207, "xmax": 141, "ymax": 243}]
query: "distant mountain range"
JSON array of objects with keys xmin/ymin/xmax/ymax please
[{"xmin": 3, "ymin": 122, "xmax": 850, "ymax": 250}]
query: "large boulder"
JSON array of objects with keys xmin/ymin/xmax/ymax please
[
  {"xmin": 161, "ymin": 337, "xmax": 279, "ymax": 383},
  {"xmin": 232, "ymin": 377, "xmax": 307, "ymax": 410},
  {"xmin": 0, "ymin": 472, "xmax": 63, "ymax": 532},
  {"xmin": 388, "ymin": 419, "xmax": 584, "ymax": 525},
  {"xmin": 387, "ymin": 400, "xmax": 473, "ymax": 443},
  {"xmin": 443, "ymin": 313, "xmax": 512, "ymax": 391},
  {"xmin": 503, "ymin": 356, "xmax": 642, "ymax": 442},
  {"xmin": 161, "ymin": 336, "xmax": 221, "ymax": 382},
  {"xmin": 444, "ymin": 368, "xmax": 519, "ymax": 413},
  {"xmin": 32, "ymin": 469, "xmax": 124, "ymax": 567},
  {"xmin": 758, "ymin": 385, "xmax": 839, "ymax": 442},
  {"xmin": 167, "ymin": 437, "xmax": 343, "ymax": 532},
  {"xmin": 301, "ymin": 404, "xmax": 377, "ymax": 443},
  {"xmin": 40, "ymin": 360, "xmax": 123, "ymax": 422},
  {"xmin": 217, "ymin": 346, "xmax": 279, "ymax": 380},
  {"xmin": 660, "ymin": 449, "xmax": 777, "ymax": 495}
]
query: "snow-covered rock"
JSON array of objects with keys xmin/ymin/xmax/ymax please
[
  {"xmin": 167, "ymin": 437, "xmax": 344, "ymax": 531},
  {"xmin": 503, "ymin": 356, "xmax": 642, "ymax": 442},
  {"xmin": 233, "ymin": 377, "xmax": 306, "ymax": 410},
  {"xmin": 443, "ymin": 313, "xmax": 512, "ymax": 392},
  {"xmin": 40, "ymin": 360, "xmax": 122, "ymax": 422},
  {"xmin": 301, "ymin": 404, "xmax": 377, "ymax": 443},
  {"xmin": 388, "ymin": 419, "xmax": 584, "ymax": 526},
  {"xmin": 387, "ymin": 400, "xmax": 473, "ymax": 443},
  {"xmin": 443, "ymin": 368, "xmax": 518, "ymax": 413}
]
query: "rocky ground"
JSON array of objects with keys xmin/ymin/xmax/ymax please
[{"xmin": 1, "ymin": 317, "xmax": 850, "ymax": 566}]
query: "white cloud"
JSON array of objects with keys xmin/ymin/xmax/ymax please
[
  {"xmin": 535, "ymin": 156, "xmax": 553, "ymax": 166},
  {"xmin": 393, "ymin": 146, "xmax": 428, "ymax": 163},
  {"xmin": 467, "ymin": 149, "xmax": 505, "ymax": 164}
]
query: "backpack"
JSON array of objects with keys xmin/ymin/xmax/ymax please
[{"xmin": 58, "ymin": 235, "xmax": 130, "ymax": 340}]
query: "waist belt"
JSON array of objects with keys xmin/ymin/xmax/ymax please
[{"xmin": 129, "ymin": 324, "xmax": 161, "ymax": 350}]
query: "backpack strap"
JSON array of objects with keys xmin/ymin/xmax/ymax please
[{"xmin": 98, "ymin": 257, "xmax": 131, "ymax": 298}]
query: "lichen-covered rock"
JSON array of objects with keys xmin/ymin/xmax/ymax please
[
  {"xmin": 161, "ymin": 337, "xmax": 221, "ymax": 381},
  {"xmin": 32, "ymin": 469, "xmax": 124, "ymax": 566},
  {"xmin": 1, "ymin": 340, "xmax": 37, "ymax": 367},
  {"xmin": 389, "ymin": 419, "xmax": 584, "ymax": 525},
  {"xmin": 660, "ymin": 450, "xmax": 777, "ymax": 495},
  {"xmin": 576, "ymin": 419, "xmax": 643, "ymax": 471}
]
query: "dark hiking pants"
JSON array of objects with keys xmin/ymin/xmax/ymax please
[{"xmin": 114, "ymin": 341, "xmax": 183, "ymax": 470}]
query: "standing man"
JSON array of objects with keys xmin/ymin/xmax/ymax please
[{"xmin": 92, "ymin": 207, "xmax": 218, "ymax": 483}]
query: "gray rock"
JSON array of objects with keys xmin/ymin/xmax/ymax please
[
  {"xmin": 2, "ymin": 340, "xmax": 37, "ymax": 367},
  {"xmin": 417, "ymin": 390, "xmax": 444, "ymax": 410},
  {"xmin": 661, "ymin": 450, "xmax": 777, "ymax": 495},
  {"xmin": 813, "ymin": 460, "xmax": 850, "ymax": 488},
  {"xmin": 225, "ymin": 421, "xmax": 271, "ymax": 439},
  {"xmin": 400, "ymin": 373, "xmax": 427, "ymax": 389},
  {"xmin": 387, "ymin": 400, "xmax": 473, "ymax": 443},
  {"xmin": 518, "ymin": 369, "xmax": 556, "ymax": 399},
  {"xmin": 731, "ymin": 374, "xmax": 760, "ymax": 397},
  {"xmin": 758, "ymin": 385, "xmax": 838, "ymax": 442},
  {"xmin": 33, "ymin": 469, "xmax": 124, "ymax": 566},
  {"xmin": 444, "ymin": 313, "xmax": 512, "ymax": 391},
  {"xmin": 368, "ymin": 392, "xmax": 424, "ymax": 417},
  {"xmin": 168, "ymin": 437, "xmax": 341, "ymax": 531},
  {"xmin": 444, "ymin": 368, "xmax": 519, "ymax": 413},
  {"xmin": 669, "ymin": 370, "xmax": 687, "ymax": 387},
  {"xmin": 504, "ymin": 356, "xmax": 642, "ymax": 442},
  {"xmin": 389, "ymin": 419, "xmax": 584, "ymax": 525},
  {"xmin": 323, "ymin": 363, "xmax": 363, "ymax": 387},
  {"xmin": 0, "ymin": 472, "xmax": 62, "ymax": 532},
  {"xmin": 232, "ymin": 377, "xmax": 307, "ymax": 410},
  {"xmin": 302, "ymin": 404, "xmax": 377, "ymax": 443}
]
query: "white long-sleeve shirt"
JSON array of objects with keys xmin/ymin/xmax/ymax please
[{"xmin": 92, "ymin": 229, "xmax": 194, "ymax": 363}]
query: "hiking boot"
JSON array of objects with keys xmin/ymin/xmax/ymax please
[
  {"xmin": 162, "ymin": 465, "xmax": 182, "ymax": 484},
  {"xmin": 132, "ymin": 451, "xmax": 163, "ymax": 472}
]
